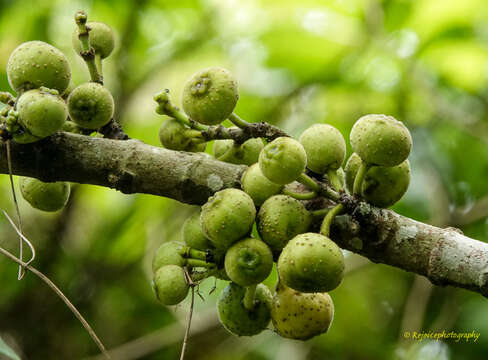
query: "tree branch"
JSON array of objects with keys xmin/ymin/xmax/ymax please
[{"xmin": 1, "ymin": 133, "xmax": 488, "ymax": 298}]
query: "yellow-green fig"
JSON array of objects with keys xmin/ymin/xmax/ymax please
[
  {"xmin": 153, "ymin": 265, "xmax": 189, "ymax": 306},
  {"xmin": 271, "ymin": 283, "xmax": 334, "ymax": 340},
  {"xmin": 68, "ymin": 82, "xmax": 114, "ymax": 129},
  {"xmin": 241, "ymin": 164, "xmax": 283, "ymax": 206},
  {"xmin": 20, "ymin": 177, "xmax": 70, "ymax": 212},
  {"xmin": 182, "ymin": 67, "xmax": 239, "ymax": 125},
  {"xmin": 7, "ymin": 41, "xmax": 71, "ymax": 94}
]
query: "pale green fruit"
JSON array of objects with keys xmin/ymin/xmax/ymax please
[
  {"xmin": 224, "ymin": 238, "xmax": 273, "ymax": 286},
  {"xmin": 152, "ymin": 241, "xmax": 186, "ymax": 273},
  {"xmin": 299, "ymin": 124, "xmax": 346, "ymax": 173},
  {"xmin": 271, "ymin": 283, "xmax": 334, "ymax": 340},
  {"xmin": 20, "ymin": 177, "xmax": 70, "ymax": 212},
  {"xmin": 278, "ymin": 233, "xmax": 344, "ymax": 293},
  {"xmin": 217, "ymin": 283, "xmax": 272, "ymax": 336},
  {"xmin": 158, "ymin": 119, "xmax": 206, "ymax": 152},
  {"xmin": 7, "ymin": 41, "xmax": 71, "ymax": 94},
  {"xmin": 350, "ymin": 114, "xmax": 412, "ymax": 167},
  {"xmin": 153, "ymin": 265, "xmax": 189, "ymax": 306},
  {"xmin": 17, "ymin": 89, "xmax": 67, "ymax": 138},
  {"xmin": 72, "ymin": 21, "xmax": 115, "ymax": 59},
  {"xmin": 241, "ymin": 164, "xmax": 282, "ymax": 206},
  {"xmin": 68, "ymin": 82, "xmax": 114, "ymax": 129},
  {"xmin": 182, "ymin": 212, "xmax": 213, "ymax": 251},
  {"xmin": 259, "ymin": 137, "xmax": 307, "ymax": 185},
  {"xmin": 256, "ymin": 195, "xmax": 311, "ymax": 251},
  {"xmin": 345, "ymin": 153, "xmax": 411, "ymax": 208},
  {"xmin": 213, "ymin": 138, "xmax": 264, "ymax": 165},
  {"xmin": 200, "ymin": 189, "xmax": 256, "ymax": 250},
  {"xmin": 182, "ymin": 67, "xmax": 239, "ymax": 125}
]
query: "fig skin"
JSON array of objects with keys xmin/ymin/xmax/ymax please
[
  {"xmin": 213, "ymin": 137, "xmax": 264, "ymax": 165},
  {"xmin": 20, "ymin": 177, "xmax": 70, "ymax": 212},
  {"xmin": 345, "ymin": 152, "xmax": 411, "ymax": 208},
  {"xmin": 72, "ymin": 21, "xmax": 115, "ymax": 59},
  {"xmin": 299, "ymin": 124, "xmax": 346, "ymax": 174},
  {"xmin": 158, "ymin": 119, "xmax": 206, "ymax": 152},
  {"xmin": 152, "ymin": 265, "xmax": 189, "ymax": 306},
  {"xmin": 241, "ymin": 164, "xmax": 283, "ymax": 206},
  {"xmin": 182, "ymin": 67, "xmax": 239, "ymax": 125},
  {"xmin": 152, "ymin": 241, "xmax": 186, "ymax": 273},
  {"xmin": 271, "ymin": 283, "xmax": 334, "ymax": 340},
  {"xmin": 7, "ymin": 41, "xmax": 71, "ymax": 94},
  {"xmin": 68, "ymin": 82, "xmax": 114, "ymax": 129},
  {"xmin": 259, "ymin": 137, "xmax": 307, "ymax": 185},
  {"xmin": 200, "ymin": 189, "xmax": 256, "ymax": 250},
  {"xmin": 224, "ymin": 238, "xmax": 273, "ymax": 286},
  {"xmin": 17, "ymin": 89, "xmax": 67, "ymax": 138},
  {"xmin": 256, "ymin": 195, "xmax": 311, "ymax": 251},
  {"xmin": 217, "ymin": 282, "xmax": 272, "ymax": 336},
  {"xmin": 350, "ymin": 114, "xmax": 412, "ymax": 167},
  {"xmin": 182, "ymin": 212, "xmax": 213, "ymax": 251},
  {"xmin": 277, "ymin": 232, "xmax": 344, "ymax": 293}
]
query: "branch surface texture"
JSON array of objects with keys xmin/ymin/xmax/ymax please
[{"xmin": 1, "ymin": 133, "xmax": 487, "ymax": 298}]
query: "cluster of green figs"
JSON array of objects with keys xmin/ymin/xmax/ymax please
[
  {"xmin": 152, "ymin": 67, "xmax": 412, "ymax": 340},
  {"xmin": 0, "ymin": 20, "xmax": 116, "ymax": 212}
]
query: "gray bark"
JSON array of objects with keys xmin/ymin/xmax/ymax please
[{"xmin": 1, "ymin": 132, "xmax": 488, "ymax": 298}]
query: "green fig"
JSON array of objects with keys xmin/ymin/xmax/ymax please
[
  {"xmin": 182, "ymin": 212, "xmax": 213, "ymax": 251},
  {"xmin": 241, "ymin": 163, "xmax": 283, "ymax": 206},
  {"xmin": 159, "ymin": 119, "xmax": 206, "ymax": 152},
  {"xmin": 152, "ymin": 241, "xmax": 187, "ymax": 273},
  {"xmin": 72, "ymin": 21, "xmax": 115, "ymax": 59},
  {"xmin": 213, "ymin": 137, "xmax": 264, "ymax": 165},
  {"xmin": 153, "ymin": 265, "xmax": 189, "ymax": 306},
  {"xmin": 20, "ymin": 177, "xmax": 70, "ymax": 212}
]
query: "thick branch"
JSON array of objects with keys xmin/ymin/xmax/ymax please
[{"xmin": 1, "ymin": 133, "xmax": 488, "ymax": 297}]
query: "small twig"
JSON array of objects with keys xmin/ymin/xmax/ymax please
[
  {"xmin": 282, "ymin": 188, "xmax": 317, "ymax": 200},
  {"xmin": 6, "ymin": 140, "xmax": 26, "ymax": 279},
  {"xmin": 180, "ymin": 267, "xmax": 196, "ymax": 360},
  {"xmin": 75, "ymin": 10, "xmax": 103, "ymax": 84},
  {"xmin": 320, "ymin": 203, "xmax": 344, "ymax": 237},
  {"xmin": 0, "ymin": 243, "xmax": 110, "ymax": 359},
  {"xmin": 353, "ymin": 162, "xmax": 371, "ymax": 196}
]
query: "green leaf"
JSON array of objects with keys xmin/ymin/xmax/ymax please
[{"xmin": 0, "ymin": 337, "xmax": 20, "ymax": 360}]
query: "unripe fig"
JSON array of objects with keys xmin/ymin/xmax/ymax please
[
  {"xmin": 241, "ymin": 164, "xmax": 282, "ymax": 206},
  {"xmin": 182, "ymin": 67, "xmax": 239, "ymax": 125},
  {"xmin": 345, "ymin": 153, "xmax": 410, "ymax": 207},
  {"xmin": 213, "ymin": 138, "xmax": 264, "ymax": 165},
  {"xmin": 271, "ymin": 283, "xmax": 334, "ymax": 340},
  {"xmin": 158, "ymin": 119, "xmax": 206, "ymax": 152},
  {"xmin": 7, "ymin": 41, "xmax": 71, "ymax": 94},
  {"xmin": 259, "ymin": 137, "xmax": 307, "ymax": 185},
  {"xmin": 256, "ymin": 195, "xmax": 311, "ymax": 251},
  {"xmin": 299, "ymin": 124, "xmax": 346, "ymax": 173},
  {"xmin": 217, "ymin": 282, "xmax": 272, "ymax": 336},
  {"xmin": 182, "ymin": 212, "xmax": 213, "ymax": 251},
  {"xmin": 200, "ymin": 189, "xmax": 256, "ymax": 249},
  {"xmin": 72, "ymin": 21, "xmax": 115, "ymax": 59},
  {"xmin": 20, "ymin": 177, "xmax": 70, "ymax": 212},
  {"xmin": 153, "ymin": 265, "xmax": 189, "ymax": 306},
  {"xmin": 224, "ymin": 238, "xmax": 273, "ymax": 286},
  {"xmin": 17, "ymin": 89, "xmax": 67, "ymax": 138},
  {"xmin": 152, "ymin": 241, "xmax": 186, "ymax": 273},
  {"xmin": 67, "ymin": 82, "xmax": 114, "ymax": 129},
  {"xmin": 278, "ymin": 233, "xmax": 344, "ymax": 293},
  {"xmin": 350, "ymin": 114, "xmax": 412, "ymax": 167}
]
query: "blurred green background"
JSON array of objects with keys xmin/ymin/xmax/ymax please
[{"xmin": 1, "ymin": 0, "xmax": 488, "ymax": 359}]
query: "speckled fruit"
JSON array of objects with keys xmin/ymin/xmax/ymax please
[
  {"xmin": 72, "ymin": 21, "xmax": 115, "ymax": 59},
  {"xmin": 213, "ymin": 138, "xmax": 264, "ymax": 165},
  {"xmin": 182, "ymin": 212, "xmax": 213, "ymax": 251},
  {"xmin": 68, "ymin": 82, "xmax": 114, "ymax": 129},
  {"xmin": 299, "ymin": 124, "xmax": 346, "ymax": 174},
  {"xmin": 7, "ymin": 41, "xmax": 71, "ymax": 94},
  {"xmin": 200, "ymin": 189, "xmax": 256, "ymax": 249},
  {"xmin": 182, "ymin": 67, "xmax": 239, "ymax": 125},
  {"xmin": 217, "ymin": 283, "xmax": 272, "ymax": 336},
  {"xmin": 345, "ymin": 153, "xmax": 410, "ymax": 207},
  {"xmin": 158, "ymin": 119, "xmax": 206, "ymax": 152},
  {"xmin": 278, "ymin": 233, "xmax": 344, "ymax": 293},
  {"xmin": 256, "ymin": 195, "xmax": 311, "ymax": 251},
  {"xmin": 20, "ymin": 177, "xmax": 70, "ymax": 212},
  {"xmin": 241, "ymin": 164, "xmax": 283, "ymax": 206},
  {"xmin": 153, "ymin": 265, "xmax": 189, "ymax": 306},
  {"xmin": 152, "ymin": 241, "xmax": 186, "ymax": 273},
  {"xmin": 271, "ymin": 283, "xmax": 334, "ymax": 340},
  {"xmin": 17, "ymin": 89, "xmax": 67, "ymax": 138},
  {"xmin": 350, "ymin": 114, "xmax": 412, "ymax": 167},
  {"xmin": 224, "ymin": 238, "xmax": 273, "ymax": 286}
]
